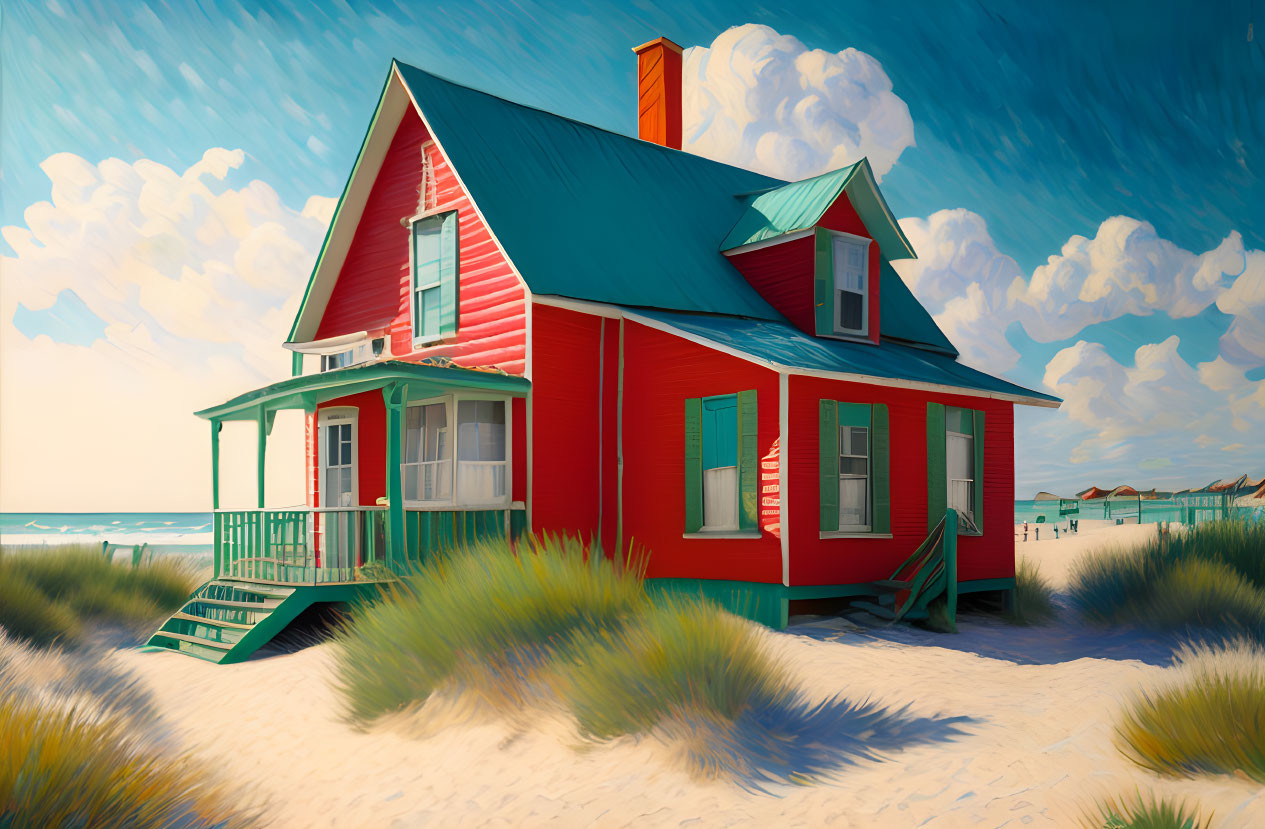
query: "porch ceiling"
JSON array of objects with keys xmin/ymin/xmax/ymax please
[{"xmin": 195, "ymin": 360, "xmax": 530, "ymax": 421}]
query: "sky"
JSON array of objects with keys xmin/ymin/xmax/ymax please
[{"xmin": 2, "ymin": 0, "xmax": 1263, "ymax": 510}]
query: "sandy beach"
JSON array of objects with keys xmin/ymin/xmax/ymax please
[{"xmin": 109, "ymin": 522, "xmax": 1265, "ymax": 828}]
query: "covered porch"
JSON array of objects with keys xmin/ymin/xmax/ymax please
[{"xmin": 196, "ymin": 360, "xmax": 531, "ymax": 585}]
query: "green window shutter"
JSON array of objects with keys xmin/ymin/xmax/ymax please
[
  {"xmin": 737, "ymin": 389, "xmax": 759, "ymax": 531},
  {"xmin": 818, "ymin": 399, "xmax": 838, "ymax": 531},
  {"xmin": 973, "ymin": 409, "xmax": 985, "ymax": 530},
  {"xmin": 684, "ymin": 397, "xmax": 703, "ymax": 533},
  {"xmin": 439, "ymin": 211, "xmax": 460, "ymax": 337},
  {"xmin": 926, "ymin": 402, "xmax": 947, "ymax": 531},
  {"xmin": 871, "ymin": 403, "xmax": 891, "ymax": 534},
  {"xmin": 813, "ymin": 228, "xmax": 833, "ymax": 336}
]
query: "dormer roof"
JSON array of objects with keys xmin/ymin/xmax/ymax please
[{"xmin": 720, "ymin": 161, "xmax": 916, "ymax": 259}]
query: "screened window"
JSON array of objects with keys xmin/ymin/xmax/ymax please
[
  {"xmin": 838, "ymin": 424, "xmax": 870, "ymax": 531},
  {"xmin": 946, "ymin": 406, "xmax": 975, "ymax": 523},
  {"xmin": 456, "ymin": 400, "xmax": 507, "ymax": 504},
  {"xmin": 403, "ymin": 403, "xmax": 450, "ymax": 502},
  {"xmin": 320, "ymin": 417, "xmax": 355, "ymax": 508},
  {"xmin": 402, "ymin": 397, "xmax": 509, "ymax": 507},
  {"xmin": 411, "ymin": 211, "xmax": 457, "ymax": 343},
  {"xmin": 701, "ymin": 395, "xmax": 739, "ymax": 531},
  {"xmin": 833, "ymin": 236, "xmax": 868, "ymax": 336}
]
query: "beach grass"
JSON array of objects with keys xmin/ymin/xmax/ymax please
[
  {"xmin": 0, "ymin": 544, "xmax": 200, "ymax": 647},
  {"xmin": 1084, "ymin": 791, "xmax": 1207, "ymax": 829},
  {"xmin": 1005, "ymin": 556, "xmax": 1058, "ymax": 626},
  {"xmin": 333, "ymin": 534, "xmax": 965, "ymax": 784},
  {"xmin": 1115, "ymin": 640, "xmax": 1265, "ymax": 783},
  {"xmin": 1068, "ymin": 520, "xmax": 1265, "ymax": 642},
  {"xmin": 0, "ymin": 673, "xmax": 259, "ymax": 829},
  {"xmin": 560, "ymin": 596, "xmax": 793, "ymax": 741},
  {"xmin": 334, "ymin": 534, "xmax": 647, "ymax": 723}
]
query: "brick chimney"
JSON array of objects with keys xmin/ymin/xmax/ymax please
[{"xmin": 632, "ymin": 37, "xmax": 683, "ymax": 149}]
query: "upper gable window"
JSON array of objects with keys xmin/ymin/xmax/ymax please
[
  {"xmin": 833, "ymin": 236, "xmax": 868, "ymax": 336},
  {"xmin": 813, "ymin": 229, "xmax": 872, "ymax": 340},
  {"xmin": 410, "ymin": 210, "xmax": 459, "ymax": 344}
]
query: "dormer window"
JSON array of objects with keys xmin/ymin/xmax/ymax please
[
  {"xmin": 833, "ymin": 235, "xmax": 868, "ymax": 336},
  {"xmin": 410, "ymin": 210, "xmax": 459, "ymax": 345}
]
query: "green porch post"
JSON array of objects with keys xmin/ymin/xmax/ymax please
[
  {"xmin": 383, "ymin": 383, "xmax": 406, "ymax": 572},
  {"xmin": 256, "ymin": 406, "xmax": 267, "ymax": 508},
  {"xmin": 211, "ymin": 419, "xmax": 221, "ymax": 578}
]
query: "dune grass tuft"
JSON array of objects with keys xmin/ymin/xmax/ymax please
[
  {"xmin": 0, "ymin": 544, "xmax": 200, "ymax": 647},
  {"xmin": 1005, "ymin": 556, "xmax": 1058, "ymax": 626},
  {"xmin": 559, "ymin": 596, "xmax": 794, "ymax": 741},
  {"xmin": 1115, "ymin": 640, "xmax": 1265, "ymax": 783},
  {"xmin": 1084, "ymin": 791, "xmax": 1207, "ymax": 829},
  {"xmin": 334, "ymin": 534, "xmax": 647, "ymax": 723},
  {"xmin": 1069, "ymin": 520, "xmax": 1265, "ymax": 642},
  {"xmin": 0, "ymin": 675, "xmax": 259, "ymax": 829}
]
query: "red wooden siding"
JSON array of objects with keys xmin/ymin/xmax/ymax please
[
  {"xmin": 599, "ymin": 318, "xmax": 621, "ymax": 554},
  {"xmin": 620, "ymin": 321, "xmax": 782, "ymax": 583},
  {"xmin": 529, "ymin": 304, "xmax": 605, "ymax": 540},
  {"xmin": 315, "ymin": 106, "xmax": 526, "ymax": 375},
  {"xmin": 786, "ymin": 373, "xmax": 1015, "ymax": 586},
  {"xmin": 726, "ymin": 236, "xmax": 815, "ymax": 334},
  {"xmin": 512, "ymin": 396, "xmax": 527, "ymax": 503}
]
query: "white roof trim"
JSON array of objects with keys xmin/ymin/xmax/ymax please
[
  {"xmin": 721, "ymin": 229, "xmax": 814, "ymax": 257},
  {"xmin": 531, "ymin": 295, "xmax": 1059, "ymax": 409}
]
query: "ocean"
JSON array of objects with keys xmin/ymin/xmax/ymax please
[
  {"xmin": 0, "ymin": 512, "xmax": 213, "ymax": 552},
  {"xmin": 3, "ymin": 503, "xmax": 1187, "ymax": 551}
]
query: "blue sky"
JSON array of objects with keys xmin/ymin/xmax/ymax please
[{"xmin": 3, "ymin": 0, "xmax": 1264, "ymax": 508}]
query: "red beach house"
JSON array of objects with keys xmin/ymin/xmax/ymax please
[{"xmin": 149, "ymin": 38, "xmax": 1059, "ymax": 662}]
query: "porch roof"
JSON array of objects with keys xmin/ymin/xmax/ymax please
[{"xmin": 195, "ymin": 360, "xmax": 530, "ymax": 421}]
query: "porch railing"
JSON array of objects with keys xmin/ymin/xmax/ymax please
[
  {"xmin": 213, "ymin": 504, "xmax": 527, "ymax": 585},
  {"xmin": 214, "ymin": 506, "xmax": 388, "ymax": 584}
]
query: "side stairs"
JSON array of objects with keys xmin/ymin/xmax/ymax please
[{"xmin": 145, "ymin": 579, "xmax": 380, "ymax": 664}]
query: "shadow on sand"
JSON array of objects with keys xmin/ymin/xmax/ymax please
[
  {"xmin": 786, "ymin": 596, "xmax": 1183, "ymax": 668},
  {"xmin": 660, "ymin": 691, "xmax": 974, "ymax": 792}
]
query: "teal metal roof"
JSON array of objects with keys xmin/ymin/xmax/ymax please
[
  {"xmin": 877, "ymin": 258, "xmax": 958, "ymax": 355},
  {"xmin": 195, "ymin": 361, "xmax": 530, "ymax": 421},
  {"xmin": 395, "ymin": 62, "xmax": 785, "ymax": 320},
  {"xmin": 629, "ymin": 309, "xmax": 1060, "ymax": 406},
  {"xmin": 720, "ymin": 161, "xmax": 917, "ymax": 259}
]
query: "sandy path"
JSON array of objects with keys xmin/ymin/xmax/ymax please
[{"xmin": 114, "ymin": 525, "xmax": 1265, "ymax": 828}]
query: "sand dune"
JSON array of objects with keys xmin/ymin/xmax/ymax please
[{"xmin": 112, "ymin": 523, "xmax": 1265, "ymax": 828}]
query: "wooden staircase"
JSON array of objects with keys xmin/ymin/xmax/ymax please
[{"xmin": 145, "ymin": 580, "xmax": 306, "ymax": 664}]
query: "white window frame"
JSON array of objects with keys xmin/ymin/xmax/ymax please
[
  {"xmin": 838, "ymin": 423, "xmax": 871, "ymax": 532},
  {"xmin": 407, "ymin": 204, "xmax": 456, "ymax": 349},
  {"xmin": 830, "ymin": 230, "xmax": 870, "ymax": 338},
  {"xmin": 946, "ymin": 414, "xmax": 976, "ymax": 529},
  {"xmin": 400, "ymin": 392, "xmax": 512, "ymax": 510},
  {"xmin": 318, "ymin": 407, "xmax": 359, "ymax": 508}
]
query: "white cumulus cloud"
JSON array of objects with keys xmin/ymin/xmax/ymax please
[
  {"xmin": 1, "ymin": 150, "xmax": 335, "ymax": 511},
  {"xmin": 682, "ymin": 24, "xmax": 915, "ymax": 181}
]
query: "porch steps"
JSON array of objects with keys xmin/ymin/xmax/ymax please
[{"xmin": 144, "ymin": 578, "xmax": 387, "ymax": 665}]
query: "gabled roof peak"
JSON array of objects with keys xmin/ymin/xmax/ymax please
[{"xmin": 720, "ymin": 159, "xmax": 916, "ymax": 260}]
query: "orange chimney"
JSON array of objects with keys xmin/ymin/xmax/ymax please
[{"xmin": 632, "ymin": 37, "xmax": 683, "ymax": 149}]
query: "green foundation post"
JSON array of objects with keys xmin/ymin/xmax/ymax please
[{"xmin": 211, "ymin": 419, "xmax": 221, "ymax": 578}]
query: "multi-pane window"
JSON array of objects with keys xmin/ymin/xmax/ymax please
[
  {"xmin": 321, "ymin": 418, "xmax": 355, "ymax": 508},
  {"xmin": 946, "ymin": 406, "xmax": 976, "ymax": 525},
  {"xmin": 819, "ymin": 400, "xmax": 890, "ymax": 535},
  {"xmin": 838, "ymin": 423, "xmax": 870, "ymax": 531},
  {"xmin": 403, "ymin": 403, "xmax": 450, "ymax": 502},
  {"xmin": 402, "ymin": 397, "xmax": 509, "ymax": 507},
  {"xmin": 832, "ymin": 236, "xmax": 868, "ymax": 336},
  {"xmin": 411, "ymin": 211, "xmax": 457, "ymax": 343},
  {"xmin": 412, "ymin": 219, "xmax": 443, "ymax": 340},
  {"xmin": 701, "ymin": 395, "xmax": 739, "ymax": 531}
]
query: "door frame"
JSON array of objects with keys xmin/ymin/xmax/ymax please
[{"xmin": 318, "ymin": 407, "xmax": 359, "ymax": 508}]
